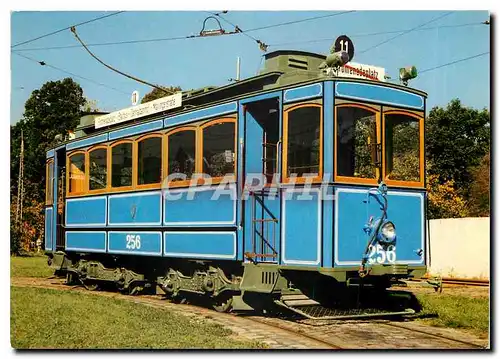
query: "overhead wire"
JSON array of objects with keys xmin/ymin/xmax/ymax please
[
  {"xmin": 11, "ymin": 11, "xmax": 125, "ymax": 49},
  {"xmin": 12, "ymin": 51, "xmax": 129, "ymax": 95},
  {"xmin": 358, "ymin": 11, "xmax": 453, "ymax": 54},
  {"xmin": 268, "ymin": 21, "xmax": 489, "ymax": 47},
  {"xmin": 70, "ymin": 26, "xmax": 175, "ymax": 95},
  {"xmin": 418, "ymin": 51, "xmax": 489, "ymax": 75},
  {"xmin": 13, "ymin": 11, "xmax": 357, "ymax": 52}
]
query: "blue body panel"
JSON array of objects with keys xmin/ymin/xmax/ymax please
[
  {"xmin": 334, "ymin": 187, "xmax": 425, "ymax": 266},
  {"xmin": 335, "ymin": 82, "xmax": 424, "ymax": 110},
  {"xmin": 282, "ymin": 188, "xmax": 322, "ymax": 266},
  {"xmin": 164, "ymin": 102, "xmax": 237, "ymax": 128},
  {"xmin": 108, "ymin": 231, "xmax": 162, "ymax": 256},
  {"xmin": 44, "ymin": 208, "xmax": 53, "ymax": 250},
  {"xmin": 46, "ymin": 149, "xmax": 54, "ymax": 159},
  {"xmin": 65, "ymin": 231, "xmax": 107, "ymax": 253},
  {"xmin": 109, "ymin": 119, "xmax": 163, "ymax": 140},
  {"xmin": 163, "ymin": 185, "xmax": 236, "ymax": 227},
  {"xmin": 66, "ymin": 196, "xmax": 107, "ymax": 227},
  {"xmin": 284, "ymin": 83, "xmax": 323, "ymax": 103},
  {"xmin": 164, "ymin": 231, "xmax": 236, "ymax": 260},
  {"xmin": 66, "ymin": 133, "xmax": 108, "ymax": 151},
  {"xmin": 108, "ymin": 191, "xmax": 162, "ymax": 227}
]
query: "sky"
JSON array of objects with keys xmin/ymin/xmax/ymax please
[{"xmin": 10, "ymin": 10, "xmax": 490, "ymax": 124}]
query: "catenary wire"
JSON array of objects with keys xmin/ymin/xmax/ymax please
[
  {"xmin": 11, "ymin": 11, "xmax": 125, "ymax": 49},
  {"xmin": 13, "ymin": 11, "xmax": 356, "ymax": 52},
  {"xmin": 358, "ymin": 11, "xmax": 453, "ymax": 54},
  {"xmin": 268, "ymin": 22, "xmax": 488, "ymax": 47},
  {"xmin": 418, "ymin": 51, "xmax": 489, "ymax": 74},
  {"xmin": 12, "ymin": 51, "xmax": 129, "ymax": 95}
]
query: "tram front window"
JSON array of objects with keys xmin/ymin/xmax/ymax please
[
  {"xmin": 336, "ymin": 106, "xmax": 377, "ymax": 179},
  {"xmin": 384, "ymin": 113, "xmax": 421, "ymax": 183}
]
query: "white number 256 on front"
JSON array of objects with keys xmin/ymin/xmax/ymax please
[{"xmin": 367, "ymin": 244, "xmax": 396, "ymax": 264}]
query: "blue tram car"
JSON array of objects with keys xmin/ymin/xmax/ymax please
[{"xmin": 45, "ymin": 48, "xmax": 427, "ymax": 315}]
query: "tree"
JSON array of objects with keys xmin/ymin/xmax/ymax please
[
  {"xmin": 427, "ymin": 174, "xmax": 468, "ymax": 219},
  {"xmin": 468, "ymin": 152, "xmax": 490, "ymax": 217},
  {"xmin": 426, "ymin": 99, "xmax": 490, "ymax": 197},
  {"xmin": 11, "ymin": 78, "xmax": 86, "ymax": 253},
  {"xmin": 141, "ymin": 86, "xmax": 181, "ymax": 104},
  {"xmin": 11, "ymin": 78, "xmax": 86, "ymax": 201}
]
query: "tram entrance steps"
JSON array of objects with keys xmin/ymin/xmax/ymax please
[{"xmin": 275, "ymin": 294, "xmax": 415, "ymax": 320}]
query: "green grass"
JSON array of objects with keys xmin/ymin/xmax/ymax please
[
  {"xmin": 416, "ymin": 293, "xmax": 490, "ymax": 337},
  {"xmin": 10, "ymin": 255, "xmax": 53, "ymax": 278},
  {"xmin": 11, "ymin": 286, "xmax": 265, "ymax": 349}
]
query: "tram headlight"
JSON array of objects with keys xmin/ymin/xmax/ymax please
[{"xmin": 380, "ymin": 221, "xmax": 396, "ymax": 242}]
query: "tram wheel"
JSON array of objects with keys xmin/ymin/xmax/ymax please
[
  {"xmin": 212, "ymin": 294, "xmax": 233, "ymax": 313},
  {"xmin": 83, "ymin": 280, "xmax": 99, "ymax": 291}
]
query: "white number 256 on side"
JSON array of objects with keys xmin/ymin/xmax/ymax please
[{"xmin": 367, "ymin": 244, "xmax": 396, "ymax": 264}]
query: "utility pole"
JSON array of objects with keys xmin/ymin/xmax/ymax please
[{"xmin": 16, "ymin": 130, "xmax": 24, "ymax": 238}]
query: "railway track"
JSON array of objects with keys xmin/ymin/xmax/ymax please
[
  {"xmin": 410, "ymin": 277, "xmax": 490, "ymax": 287},
  {"xmin": 11, "ymin": 276, "xmax": 488, "ymax": 349}
]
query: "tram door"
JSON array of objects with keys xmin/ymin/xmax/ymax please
[
  {"xmin": 54, "ymin": 147, "xmax": 66, "ymax": 251},
  {"xmin": 243, "ymin": 98, "xmax": 281, "ymax": 263}
]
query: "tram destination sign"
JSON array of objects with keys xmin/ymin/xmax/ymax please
[
  {"xmin": 95, "ymin": 92, "xmax": 182, "ymax": 129},
  {"xmin": 337, "ymin": 62, "xmax": 386, "ymax": 82}
]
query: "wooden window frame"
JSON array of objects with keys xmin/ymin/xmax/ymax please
[
  {"xmin": 165, "ymin": 126, "xmax": 198, "ymax": 188},
  {"xmin": 382, "ymin": 110, "xmax": 425, "ymax": 188},
  {"xmin": 45, "ymin": 159, "xmax": 54, "ymax": 205},
  {"xmin": 66, "ymin": 150, "xmax": 87, "ymax": 197},
  {"xmin": 136, "ymin": 133, "xmax": 164, "ymax": 191},
  {"xmin": 109, "ymin": 139, "xmax": 135, "ymax": 193},
  {"xmin": 282, "ymin": 103, "xmax": 323, "ymax": 184},
  {"xmin": 199, "ymin": 118, "xmax": 237, "ymax": 185},
  {"xmin": 87, "ymin": 145, "xmax": 109, "ymax": 195},
  {"xmin": 334, "ymin": 103, "xmax": 381, "ymax": 185}
]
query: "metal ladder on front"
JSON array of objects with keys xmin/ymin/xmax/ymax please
[{"xmin": 244, "ymin": 191, "xmax": 278, "ymax": 263}]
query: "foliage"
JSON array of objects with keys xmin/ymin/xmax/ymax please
[
  {"xmin": 11, "ymin": 191, "xmax": 46, "ymax": 253},
  {"xmin": 10, "ymin": 255, "xmax": 53, "ymax": 278},
  {"xmin": 11, "ymin": 78, "xmax": 86, "ymax": 252},
  {"xmin": 427, "ymin": 174, "xmax": 468, "ymax": 219},
  {"xmin": 416, "ymin": 292, "xmax": 489, "ymax": 337},
  {"xmin": 426, "ymin": 99, "xmax": 490, "ymax": 196},
  {"xmin": 11, "ymin": 78, "xmax": 86, "ymax": 202},
  {"xmin": 468, "ymin": 152, "xmax": 490, "ymax": 217},
  {"xmin": 11, "ymin": 286, "xmax": 265, "ymax": 349},
  {"xmin": 140, "ymin": 86, "xmax": 181, "ymax": 104}
]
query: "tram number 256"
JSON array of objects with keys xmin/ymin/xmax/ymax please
[
  {"xmin": 367, "ymin": 244, "xmax": 396, "ymax": 264},
  {"xmin": 126, "ymin": 235, "xmax": 141, "ymax": 250}
]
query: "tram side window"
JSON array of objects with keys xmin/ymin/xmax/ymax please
[
  {"xmin": 336, "ymin": 106, "xmax": 377, "ymax": 179},
  {"xmin": 385, "ymin": 113, "xmax": 421, "ymax": 182},
  {"xmin": 168, "ymin": 130, "xmax": 196, "ymax": 182},
  {"xmin": 202, "ymin": 121, "xmax": 235, "ymax": 178},
  {"xmin": 68, "ymin": 153, "xmax": 86, "ymax": 194},
  {"xmin": 286, "ymin": 105, "xmax": 321, "ymax": 179},
  {"xmin": 112, "ymin": 143, "xmax": 133, "ymax": 188},
  {"xmin": 89, "ymin": 148, "xmax": 107, "ymax": 190},
  {"xmin": 138, "ymin": 137, "xmax": 162, "ymax": 185},
  {"xmin": 46, "ymin": 160, "xmax": 54, "ymax": 204}
]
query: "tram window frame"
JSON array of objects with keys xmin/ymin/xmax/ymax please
[
  {"xmin": 88, "ymin": 145, "xmax": 109, "ymax": 194},
  {"xmin": 165, "ymin": 126, "xmax": 197, "ymax": 188},
  {"xmin": 382, "ymin": 110, "xmax": 424, "ymax": 188},
  {"xmin": 110, "ymin": 140, "xmax": 135, "ymax": 192},
  {"xmin": 66, "ymin": 151, "xmax": 87, "ymax": 196},
  {"xmin": 136, "ymin": 134, "xmax": 163, "ymax": 190},
  {"xmin": 334, "ymin": 103, "xmax": 381, "ymax": 185},
  {"xmin": 283, "ymin": 103, "xmax": 323, "ymax": 184},
  {"xmin": 200, "ymin": 118, "xmax": 237, "ymax": 184},
  {"xmin": 45, "ymin": 159, "xmax": 54, "ymax": 205}
]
